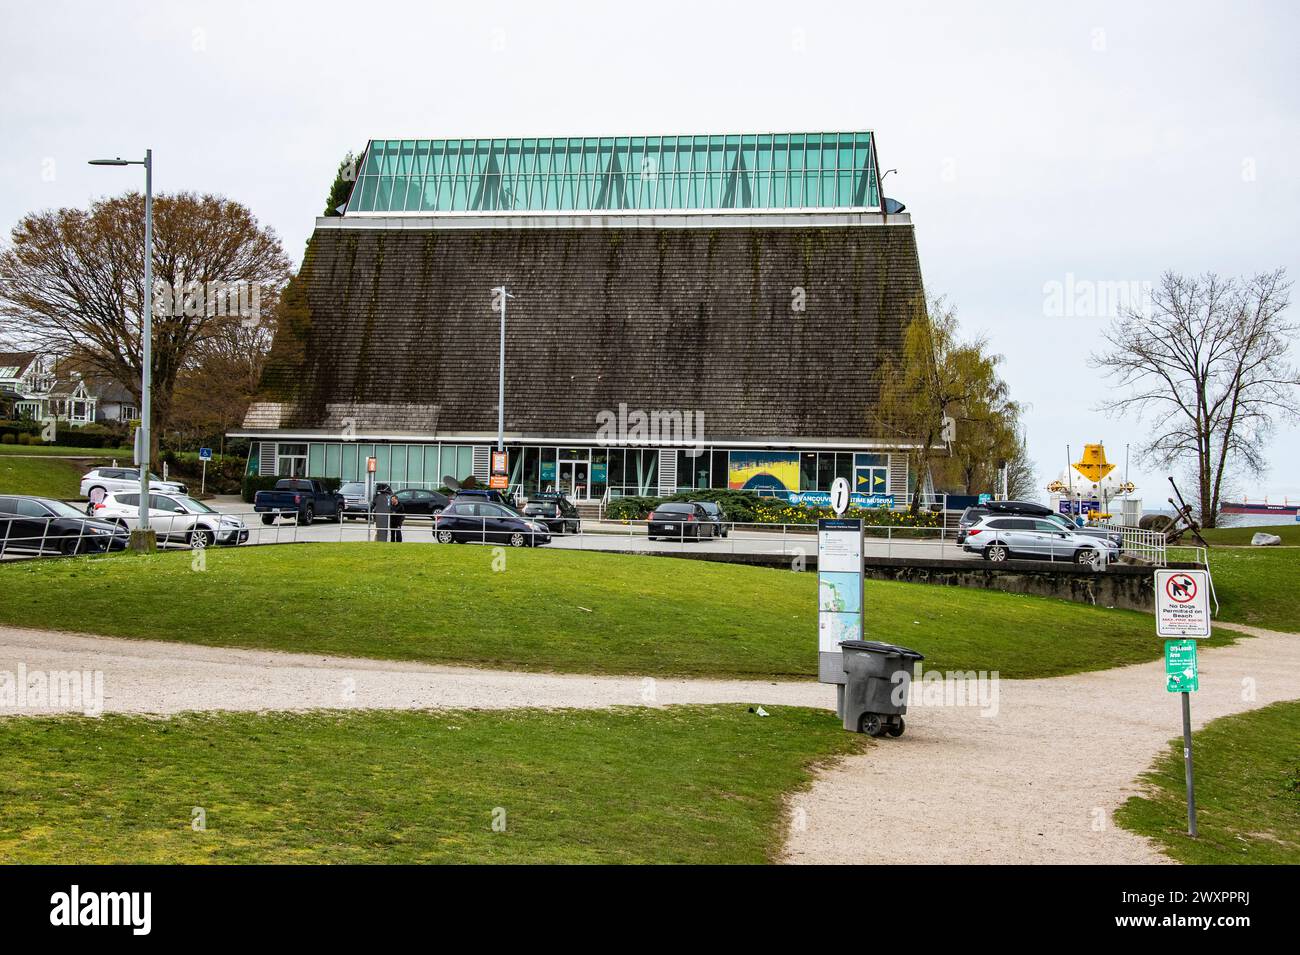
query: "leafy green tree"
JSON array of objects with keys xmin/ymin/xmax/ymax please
[
  {"xmin": 323, "ymin": 149, "xmax": 366, "ymax": 216},
  {"xmin": 872, "ymin": 297, "xmax": 1022, "ymax": 509}
]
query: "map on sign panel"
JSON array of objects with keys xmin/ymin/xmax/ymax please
[{"xmin": 819, "ymin": 572, "xmax": 861, "ymax": 614}]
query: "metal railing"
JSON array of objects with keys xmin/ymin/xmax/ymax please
[
  {"xmin": 1098, "ymin": 521, "xmax": 1169, "ymax": 566},
  {"xmin": 5, "ymin": 505, "xmax": 1171, "ymax": 575}
]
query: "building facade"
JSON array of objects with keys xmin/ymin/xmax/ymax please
[{"xmin": 234, "ymin": 131, "xmax": 929, "ymax": 505}]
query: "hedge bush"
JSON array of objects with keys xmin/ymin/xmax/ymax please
[{"xmin": 605, "ymin": 490, "xmax": 943, "ymax": 529}]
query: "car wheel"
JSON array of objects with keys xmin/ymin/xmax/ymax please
[
  {"xmin": 189, "ymin": 528, "xmax": 215, "ymax": 549},
  {"xmin": 436, "ymin": 529, "xmax": 455, "ymax": 544},
  {"xmin": 261, "ymin": 515, "xmax": 275, "ymax": 526},
  {"xmin": 1075, "ymin": 548, "xmax": 1101, "ymax": 569},
  {"xmin": 986, "ymin": 544, "xmax": 1009, "ymax": 562},
  {"xmin": 300, "ymin": 506, "xmax": 314, "ymax": 525},
  {"xmin": 60, "ymin": 536, "xmax": 82, "ymax": 557},
  {"xmin": 509, "ymin": 532, "xmax": 526, "ymax": 548}
]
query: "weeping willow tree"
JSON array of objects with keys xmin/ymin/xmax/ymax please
[{"xmin": 871, "ymin": 296, "xmax": 1023, "ymax": 510}]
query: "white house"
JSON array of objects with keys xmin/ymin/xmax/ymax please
[{"xmin": 0, "ymin": 351, "xmax": 100, "ymax": 425}]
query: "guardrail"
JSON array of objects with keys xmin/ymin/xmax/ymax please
[{"xmin": 3, "ymin": 507, "xmax": 1165, "ymax": 572}]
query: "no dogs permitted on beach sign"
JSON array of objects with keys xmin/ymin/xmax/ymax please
[{"xmin": 1154, "ymin": 569, "xmax": 1211, "ymax": 639}]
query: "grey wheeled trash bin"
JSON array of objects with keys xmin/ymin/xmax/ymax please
[{"xmin": 839, "ymin": 640, "xmax": 925, "ymax": 737}]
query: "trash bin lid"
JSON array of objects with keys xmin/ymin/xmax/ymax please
[{"xmin": 839, "ymin": 639, "xmax": 925, "ymax": 660}]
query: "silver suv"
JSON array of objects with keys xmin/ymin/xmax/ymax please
[
  {"xmin": 962, "ymin": 515, "xmax": 1120, "ymax": 569},
  {"xmin": 80, "ymin": 466, "xmax": 186, "ymax": 502}
]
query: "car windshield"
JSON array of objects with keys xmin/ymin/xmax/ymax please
[
  {"xmin": 173, "ymin": 496, "xmax": 216, "ymax": 514},
  {"xmin": 525, "ymin": 503, "xmax": 558, "ymax": 516},
  {"xmin": 45, "ymin": 499, "xmax": 91, "ymax": 519},
  {"xmin": 656, "ymin": 503, "xmax": 694, "ymax": 514},
  {"xmin": 340, "ymin": 483, "xmax": 365, "ymax": 494}
]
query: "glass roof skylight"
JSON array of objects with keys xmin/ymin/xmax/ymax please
[{"xmin": 346, "ymin": 132, "xmax": 880, "ymax": 214}]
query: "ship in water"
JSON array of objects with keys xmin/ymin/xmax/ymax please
[{"xmin": 1220, "ymin": 499, "xmax": 1299, "ymax": 516}]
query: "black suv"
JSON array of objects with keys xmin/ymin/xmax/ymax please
[
  {"xmin": 690, "ymin": 500, "xmax": 729, "ymax": 537},
  {"xmin": 522, "ymin": 494, "xmax": 581, "ymax": 535}
]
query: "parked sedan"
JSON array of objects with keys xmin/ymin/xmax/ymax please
[
  {"xmin": 433, "ymin": 500, "xmax": 550, "ymax": 547},
  {"xmin": 962, "ymin": 515, "xmax": 1119, "ymax": 568},
  {"xmin": 521, "ymin": 495, "xmax": 581, "ymax": 535},
  {"xmin": 0, "ymin": 495, "xmax": 129, "ymax": 555},
  {"xmin": 94, "ymin": 491, "xmax": 249, "ymax": 547},
  {"xmin": 394, "ymin": 488, "xmax": 450, "ymax": 516},
  {"xmin": 80, "ymin": 466, "xmax": 186, "ymax": 503},
  {"xmin": 647, "ymin": 502, "xmax": 715, "ymax": 541}
]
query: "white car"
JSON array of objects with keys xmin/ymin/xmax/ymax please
[
  {"xmin": 93, "ymin": 491, "xmax": 248, "ymax": 547},
  {"xmin": 80, "ymin": 466, "xmax": 187, "ymax": 503}
]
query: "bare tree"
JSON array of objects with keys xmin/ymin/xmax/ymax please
[
  {"xmin": 1091, "ymin": 269, "xmax": 1298, "ymax": 526},
  {"xmin": 0, "ymin": 191, "xmax": 291, "ymax": 462}
]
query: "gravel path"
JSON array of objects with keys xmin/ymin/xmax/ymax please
[
  {"xmin": 782, "ymin": 622, "xmax": 1300, "ymax": 864},
  {"xmin": 0, "ymin": 626, "xmax": 827, "ymax": 715},
  {"xmin": 4, "ymin": 622, "xmax": 1296, "ymax": 866}
]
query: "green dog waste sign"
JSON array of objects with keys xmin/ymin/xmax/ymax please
[{"xmin": 1164, "ymin": 639, "xmax": 1199, "ymax": 693}]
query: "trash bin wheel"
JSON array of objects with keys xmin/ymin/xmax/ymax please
[
  {"xmin": 887, "ymin": 718, "xmax": 905, "ymax": 738},
  {"xmin": 860, "ymin": 713, "xmax": 888, "ymax": 737}
]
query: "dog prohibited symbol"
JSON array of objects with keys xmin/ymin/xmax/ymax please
[{"xmin": 1165, "ymin": 573, "xmax": 1197, "ymax": 604}]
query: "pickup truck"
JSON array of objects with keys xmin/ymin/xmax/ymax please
[{"xmin": 252, "ymin": 479, "xmax": 344, "ymax": 525}]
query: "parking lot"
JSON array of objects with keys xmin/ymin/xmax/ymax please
[{"xmin": 187, "ymin": 498, "xmax": 978, "ymax": 561}]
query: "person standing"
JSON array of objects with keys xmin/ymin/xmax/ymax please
[
  {"xmin": 389, "ymin": 489, "xmax": 405, "ymax": 543},
  {"xmin": 372, "ymin": 483, "xmax": 392, "ymax": 542}
]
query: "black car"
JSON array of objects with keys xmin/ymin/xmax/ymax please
[
  {"xmin": 0, "ymin": 495, "xmax": 130, "ymax": 556},
  {"xmin": 522, "ymin": 495, "xmax": 581, "ymax": 535},
  {"xmin": 646, "ymin": 501, "xmax": 715, "ymax": 541},
  {"xmin": 434, "ymin": 500, "xmax": 550, "ymax": 547},
  {"xmin": 394, "ymin": 488, "xmax": 450, "ymax": 515},
  {"xmin": 690, "ymin": 500, "xmax": 729, "ymax": 537},
  {"xmin": 452, "ymin": 488, "xmax": 517, "ymax": 508}
]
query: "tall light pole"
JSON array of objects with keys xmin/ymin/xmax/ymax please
[
  {"xmin": 90, "ymin": 150, "xmax": 153, "ymax": 547},
  {"xmin": 491, "ymin": 285, "xmax": 513, "ymax": 452}
]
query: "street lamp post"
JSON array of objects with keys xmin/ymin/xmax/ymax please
[
  {"xmin": 90, "ymin": 150, "xmax": 153, "ymax": 549},
  {"xmin": 491, "ymin": 285, "xmax": 514, "ymax": 452}
]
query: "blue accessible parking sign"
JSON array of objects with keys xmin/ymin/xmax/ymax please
[{"xmin": 198, "ymin": 447, "xmax": 213, "ymax": 461}]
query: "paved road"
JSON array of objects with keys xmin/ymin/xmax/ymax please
[{"xmin": 200, "ymin": 501, "xmax": 977, "ymax": 562}]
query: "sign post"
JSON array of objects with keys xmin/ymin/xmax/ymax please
[
  {"xmin": 198, "ymin": 447, "xmax": 212, "ymax": 495},
  {"xmin": 489, "ymin": 450, "xmax": 509, "ymax": 491},
  {"xmin": 818, "ymin": 487, "xmax": 863, "ymax": 721},
  {"xmin": 1155, "ymin": 568, "xmax": 1210, "ymax": 837}
]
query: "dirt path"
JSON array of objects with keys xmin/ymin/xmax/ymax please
[
  {"xmin": 782, "ymin": 623, "xmax": 1300, "ymax": 864},
  {"xmin": 5, "ymin": 622, "xmax": 1296, "ymax": 865},
  {"xmin": 0, "ymin": 626, "xmax": 827, "ymax": 715}
]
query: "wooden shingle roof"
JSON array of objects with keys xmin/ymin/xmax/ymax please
[{"xmin": 252, "ymin": 223, "xmax": 925, "ymax": 441}]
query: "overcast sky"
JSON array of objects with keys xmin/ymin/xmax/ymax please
[{"xmin": 3, "ymin": 0, "xmax": 1298, "ymax": 504}]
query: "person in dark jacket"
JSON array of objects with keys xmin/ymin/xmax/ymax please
[
  {"xmin": 389, "ymin": 490, "xmax": 405, "ymax": 542},
  {"xmin": 372, "ymin": 483, "xmax": 392, "ymax": 542}
]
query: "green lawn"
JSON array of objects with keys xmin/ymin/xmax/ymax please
[
  {"xmin": 0, "ymin": 544, "xmax": 1233, "ymax": 679},
  {"xmin": 0, "ymin": 705, "xmax": 858, "ymax": 864},
  {"xmin": 0, "ymin": 444, "xmax": 128, "ymax": 457},
  {"xmin": 0, "ymin": 455, "xmax": 92, "ymax": 499},
  {"xmin": 1115, "ymin": 701, "xmax": 1300, "ymax": 864},
  {"xmin": 1169, "ymin": 546, "xmax": 1300, "ymax": 633},
  {"xmin": 1196, "ymin": 523, "xmax": 1300, "ymax": 546}
]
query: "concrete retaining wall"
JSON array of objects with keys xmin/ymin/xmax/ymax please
[{"xmin": 650, "ymin": 550, "xmax": 1205, "ymax": 612}]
